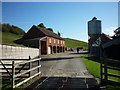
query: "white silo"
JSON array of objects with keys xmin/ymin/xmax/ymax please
[{"xmin": 88, "ymin": 17, "xmax": 102, "ymax": 42}]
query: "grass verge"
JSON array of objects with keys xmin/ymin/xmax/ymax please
[
  {"xmin": 81, "ymin": 56, "xmax": 120, "ymax": 90},
  {"xmin": 0, "ymin": 76, "xmax": 40, "ymax": 89},
  {"xmin": 81, "ymin": 56, "xmax": 100, "ymax": 78}
]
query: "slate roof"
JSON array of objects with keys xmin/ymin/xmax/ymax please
[
  {"xmin": 35, "ymin": 25, "xmax": 63, "ymax": 40},
  {"xmin": 101, "ymin": 33, "xmax": 112, "ymax": 44},
  {"xmin": 14, "ymin": 25, "xmax": 64, "ymax": 44}
]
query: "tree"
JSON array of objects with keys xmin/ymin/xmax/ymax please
[
  {"xmin": 58, "ymin": 32, "xmax": 61, "ymax": 36},
  {"xmin": 38, "ymin": 23, "xmax": 46, "ymax": 28},
  {"xmin": 47, "ymin": 28, "xmax": 53, "ymax": 32},
  {"xmin": 1, "ymin": 23, "xmax": 25, "ymax": 35},
  {"xmin": 2, "ymin": 23, "xmax": 11, "ymax": 32}
]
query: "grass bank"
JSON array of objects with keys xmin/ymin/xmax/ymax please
[
  {"xmin": 0, "ymin": 76, "xmax": 40, "ymax": 89},
  {"xmin": 81, "ymin": 56, "xmax": 100, "ymax": 78},
  {"xmin": 81, "ymin": 56, "xmax": 120, "ymax": 90}
]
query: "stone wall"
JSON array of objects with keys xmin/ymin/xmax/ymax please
[{"xmin": 0, "ymin": 44, "xmax": 39, "ymax": 59}]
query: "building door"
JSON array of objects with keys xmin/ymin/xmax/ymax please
[{"xmin": 48, "ymin": 46, "xmax": 51, "ymax": 54}]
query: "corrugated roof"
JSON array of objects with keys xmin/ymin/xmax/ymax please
[{"xmin": 35, "ymin": 25, "xmax": 63, "ymax": 40}]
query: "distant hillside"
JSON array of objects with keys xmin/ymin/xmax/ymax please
[
  {"xmin": 63, "ymin": 38, "xmax": 88, "ymax": 50},
  {"xmin": 1, "ymin": 23, "xmax": 25, "ymax": 45}
]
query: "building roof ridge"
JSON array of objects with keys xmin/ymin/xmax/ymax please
[{"xmin": 35, "ymin": 25, "xmax": 63, "ymax": 40}]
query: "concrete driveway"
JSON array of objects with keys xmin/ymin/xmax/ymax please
[
  {"xmin": 40, "ymin": 51, "xmax": 93, "ymax": 78},
  {"xmin": 27, "ymin": 51, "xmax": 99, "ymax": 90}
]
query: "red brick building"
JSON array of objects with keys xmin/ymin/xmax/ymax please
[{"xmin": 15, "ymin": 25, "xmax": 65, "ymax": 55}]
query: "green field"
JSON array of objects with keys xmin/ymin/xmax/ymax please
[
  {"xmin": 1, "ymin": 32, "xmax": 24, "ymax": 46},
  {"xmin": 63, "ymin": 38, "xmax": 88, "ymax": 50}
]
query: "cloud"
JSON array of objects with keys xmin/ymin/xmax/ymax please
[{"xmin": 104, "ymin": 27, "xmax": 118, "ymax": 36}]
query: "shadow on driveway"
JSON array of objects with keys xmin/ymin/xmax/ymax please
[
  {"xmin": 41, "ymin": 52, "xmax": 88, "ymax": 62},
  {"xmin": 41, "ymin": 57, "xmax": 81, "ymax": 61}
]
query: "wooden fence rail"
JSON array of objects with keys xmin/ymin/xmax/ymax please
[
  {"xmin": 101, "ymin": 58, "xmax": 120, "ymax": 84},
  {"xmin": 0, "ymin": 58, "xmax": 41, "ymax": 88},
  {"xmin": 12, "ymin": 58, "xmax": 41, "ymax": 88},
  {"xmin": 0, "ymin": 59, "xmax": 30, "ymax": 78}
]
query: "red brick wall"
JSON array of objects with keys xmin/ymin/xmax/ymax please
[
  {"xmin": 46, "ymin": 37, "xmax": 65, "ymax": 47},
  {"xmin": 45, "ymin": 36, "xmax": 65, "ymax": 54}
]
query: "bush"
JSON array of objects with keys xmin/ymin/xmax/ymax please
[
  {"xmin": 46, "ymin": 28, "xmax": 53, "ymax": 32},
  {"xmin": 2, "ymin": 24, "xmax": 11, "ymax": 32}
]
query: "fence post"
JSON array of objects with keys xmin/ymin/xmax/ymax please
[
  {"xmin": 38, "ymin": 59, "xmax": 40, "ymax": 77},
  {"xmin": 29, "ymin": 56, "xmax": 31, "ymax": 77},
  {"xmin": 39, "ymin": 39, "xmax": 41, "ymax": 57},
  {"xmin": 99, "ymin": 39, "xmax": 103, "ymax": 84},
  {"xmin": 12, "ymin": 61, "xmax": 15, "ymax": 89},
  {"xmin": 100, "ymin": 58, "xmax": 103, "ymax": 84},
  {"xmin": 104, "ymin": 59, "xmax": 108, "ymax": 83}
]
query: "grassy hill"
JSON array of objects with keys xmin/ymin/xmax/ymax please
[
  {"xmin": 1, "ymin": 32, "xmax": 24, "ymax": 46},
  {"xmin": 63, "ymin": 38, "xmax": 88, "ymax": 50},
  {"xmin": 1, "ymin": 23, "xmax": 25, "ymax": 46}
]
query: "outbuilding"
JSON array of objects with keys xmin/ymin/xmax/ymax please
[{"xmin": 15, "ymin": 25, "xmax": 65, "ymax": 55}]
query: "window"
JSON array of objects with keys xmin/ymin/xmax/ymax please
[
  {"xmin": 61, "ymin": 41, "xmax": 62, "ymax": 44},
  {"xmin": 63, "ymin": 41, "xmax": 64, "ymax": 44},
  {"xmin": 49, "ymin": 38, "xmax": 51, "ymax": 43},
  {"xmin": 54, "ymin": 39, "xmax": 56, "ymax": 43},
  {"xmin": 58, "ymin": 40, "xmax": 59, "ymax": 44}
]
